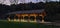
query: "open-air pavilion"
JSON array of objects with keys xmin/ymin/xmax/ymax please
[{"xmin": 7, "ymin": 9, "xmax": 46, "ymax": 23}]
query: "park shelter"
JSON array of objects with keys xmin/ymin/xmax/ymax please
[{"xmin": 7, "ymin": 9, "xmax": 46, "ymax": 22}]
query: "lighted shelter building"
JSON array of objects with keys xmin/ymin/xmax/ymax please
[{"xmin": 6, "ymin": 9, "xmax": 46, "ymax": 22}]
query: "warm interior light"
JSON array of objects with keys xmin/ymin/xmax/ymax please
[
  {"xmin": 41, "ymin": 11, "xmax": 46, "ymax": 23},
  {"xmin": 7, "ymin": 17, "xmax": 10, "ymax": 21},
  {"xmin": 8, "ymin": 11, "xmax": 46, "ymax": 23}
]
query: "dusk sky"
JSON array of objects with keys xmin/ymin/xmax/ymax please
[{"xmin": 0, "ymin": 0, "xmax": 59, "ymax": 5}]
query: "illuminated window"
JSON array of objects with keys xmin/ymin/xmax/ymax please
[
  {"xmin": 20, "ymin": 16, "xmax": 23, "ymax": 19},
  {"xmin": 36, "ymin": 16, "xmax": 42, "ymax": 21},
  {"xmin": 15, "ymin": 16, "xmax": 18, "ymax": 19},
  {"xmin": 9, "ymin": 15, "xmax": 14, "ymax": 20},
  {"xmin": 30, "ymin": 16, "xmax": 35, "ymax": 21},
  {"xmin": 24, "ymin": 16, "xmax": 28, "ymax": 20}
]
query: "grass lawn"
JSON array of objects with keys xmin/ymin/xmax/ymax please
[{"xmin": 0, "ymin": 20, "xmax": 60, "ymax": 28}]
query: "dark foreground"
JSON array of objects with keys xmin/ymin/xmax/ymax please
[{"xmin": 0, "ymin": 21, "xmax": 60, "ymax": 28}]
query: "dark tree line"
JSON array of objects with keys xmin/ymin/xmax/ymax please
[
  {"xmin": 0, "ymin": 2, "xmax": 45, "ymax": 16},
  {"xmin": 45, "ymin": 2, "xmax": 60, "ymax": 22}
]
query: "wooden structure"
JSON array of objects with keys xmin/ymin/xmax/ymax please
[{"xmin": 7, "ymin": 9, "xmax": 46, "ymax": 23}]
